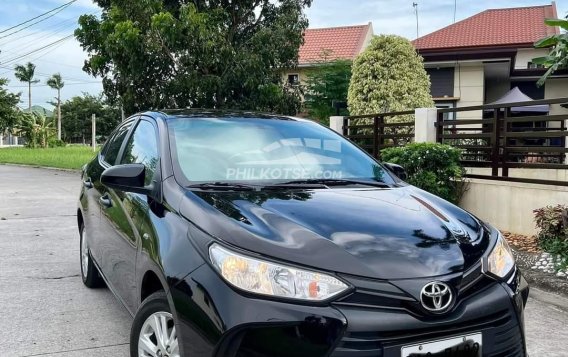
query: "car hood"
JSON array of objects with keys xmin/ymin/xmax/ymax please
[{"xmin": 180, "ymin": 186, "xmax": 491, "ymax": 280}]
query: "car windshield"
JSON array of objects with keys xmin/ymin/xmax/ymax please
[{"xmin": 167, "ymin": 117, "xmax": 395, "ymax": 185}]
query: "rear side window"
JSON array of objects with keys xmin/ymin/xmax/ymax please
[
  {"xmin": 121, "ymin": 120, "xmax": 159, "ymax": 185},
  {"xmin": 103, "ymin": 121, "xmax": 133, "ymax": 165}
]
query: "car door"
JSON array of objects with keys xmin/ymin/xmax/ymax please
[
  {"xmin": 99, "ymin": 118, "xmax": 160, "ymax": 312},
  {"xmin": 85, "ymin": 119, "xmax": 135, "ymax": 269}
]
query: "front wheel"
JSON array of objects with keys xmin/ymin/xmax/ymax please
[{"xmin": 130, "ymin": 291, "xmax": 180, "ymax": 357}]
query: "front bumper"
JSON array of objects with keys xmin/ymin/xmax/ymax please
[{"xmin": 169, "ymin": 263, "xmax": 529, "ymax": 357}]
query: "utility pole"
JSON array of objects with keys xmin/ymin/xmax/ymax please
[
  {"xmin": 57, "ymin": 87, "xmax": 62, "ymax": 140},
  {"xmin": 413, "ymin": 2, "xmax": 419, "ymax": 39},
  {"xmin": 91, "ymin": 114, "xmax": 96, "ymax": 152}
]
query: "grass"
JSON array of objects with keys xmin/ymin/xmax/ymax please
[{"xmin": 0, "ymin": 146, "xmax": 98, "ymax": 170}]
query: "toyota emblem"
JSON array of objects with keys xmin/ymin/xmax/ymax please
[{"xmin": 420, "ymin": 281, "xmax": 453, "ymax": 313}]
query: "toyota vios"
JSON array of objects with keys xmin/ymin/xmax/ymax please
[{"xmin": 78, "ymin": 110, "xmax": 529, "ymax": 357}]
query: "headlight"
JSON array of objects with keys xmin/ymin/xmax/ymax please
[
  {"xmin": 209, "ymin": 244, "xmax": 349, "ymax": 301},
  {"xmin": 485, "ymin": 232, "xmax": 515, "ymax": 279}
]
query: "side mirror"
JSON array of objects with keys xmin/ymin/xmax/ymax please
[
  {"xmin": 101, "ymin": 164, "xmax": 150, "ymax": 195},
  {"xmin": 384, "ymin": 163, "xmax": 408, "ymax": 181}
]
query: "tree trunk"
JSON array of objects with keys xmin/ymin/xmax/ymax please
[{"xmin": 57, "ymin": 88, "xmax": 61, "ymax": 141}]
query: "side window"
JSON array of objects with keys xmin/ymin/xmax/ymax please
[
  {"xmin": 121, "ymin": 120, "xmax": 159, "ymax": 185},
  {"xmin": 103, "ymin": 121, "xmax": 133, "ymax": 165}
]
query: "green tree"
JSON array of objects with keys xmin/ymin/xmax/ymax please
[
  {"xmin": 0, "ymin": 78, "xmax": 22, "ymax": 141},
  {"xmin": 533, "ymin": 15, "xmax": 568, "ymax": 86},
  {"xmin": 61, "ymin": 93, "xmax": 121, "ymax": 143},
  {"xmin": 75, "ymin": 0, "xmax": 311, "ymax": 115},
  {"xmin": 304, "ymin": 59, "xmax": 352, "ymax": 124},
  {"xmin": 348, "ymin": 35, "xmax": 434, "ymax": 117},
  {"xmin": 14, "ymin": 62, "xmax": 40, "ymax": 111},
  {"xmin": 47, "ymin": 73, "xmax": 65, "ymax": 140}
]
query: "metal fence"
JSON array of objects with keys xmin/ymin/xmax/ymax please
[
  {"xmin": 436, "ymin": 97, "xmax": 568, "ymax": 186},
  {"xmin": 342, "ymin": 110, "xmax": 416, "ymax": 158},
  {"xmin": 341, "ymin": 97, "xmax": 568, "ymax": 187}
]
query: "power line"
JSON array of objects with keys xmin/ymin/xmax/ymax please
[
  {"xmin": 0, "ymin": 35, "xmax": 74, "ymax": 65},
  {"xmin": 0, "ymin": 64, "xmax": 94, "ymax": 82},
  {"xmin": 0, "ymin": 0, "xmax": 77, "ymax": 33},
  {"xmin": 0, "ymin": 18, "xmax": 77, "ymax": 48},
  {"xmin": 0, "ymin": 9, "xmax": 100, "ymax": 48},
  {"xmin": 0, "ymin": 0, "xmax": 77, "ymax": 39},
  {"xmin": 7, "ymin": 81, "xmax": 100, "ymax": 88}
]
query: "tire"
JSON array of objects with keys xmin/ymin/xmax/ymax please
[
  {"xmin": 130, "ymin": 291, "xmax": 180, "ymax": 357},
  {"xmin": 80, "ymin": 223, "xmax": 104, "ymax": 288}
]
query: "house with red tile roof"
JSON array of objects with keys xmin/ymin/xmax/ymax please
[
  {"xmin": 284, "ymin": 23, "xmax": 373, "ymax": 86},
  {"xmin": 413, "ymin": 2, "xmax": 567, "ymax": 120}
]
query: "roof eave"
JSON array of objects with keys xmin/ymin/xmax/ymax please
[{"xmin": 417, "ymin": 43, "xmax": 539, "ymax": 55}]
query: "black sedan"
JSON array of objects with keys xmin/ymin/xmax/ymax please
[{"xmin": 78, "ymin": 110, "xmax": 529, "ymax": 357}]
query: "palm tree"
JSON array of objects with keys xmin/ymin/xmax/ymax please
[
  {"xmin": 47, "ymin": 73, "xmax": 64, "ymax": 140},
  {"xmin": 14, "ymin": 62, "xmax": 40, "ymax": 112}
]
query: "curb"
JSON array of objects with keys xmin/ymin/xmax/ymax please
[
  {"xmin": 513, "ymin": 249, "xmax": 568, "ymax": 299},
  {"xmin": 0, "ymin": 163, "xmax": 81, "ymax": 173}
]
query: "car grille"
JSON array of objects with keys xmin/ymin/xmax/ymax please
[
  {"xmin": 330, "ymin": 267, "xmax": 525, "ymax": 357},
  {"xmin": 330, "ymin": 307, "xmax": 524, "ymax": 357}
]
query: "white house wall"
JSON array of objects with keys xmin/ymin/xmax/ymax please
[
  {"xmin": 545, "ymin": 78, "xmax": 568, "ymax": 116},
  {"xmin": 454, "ymin": 63, "xmax": 484, "ymax": 120},
  {"xmin": 514, "ymin": 48, "xmax": 549, "ymax": 70}
]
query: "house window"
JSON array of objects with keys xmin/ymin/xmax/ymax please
[
  {"xmin": 287, "ymin": 74, "xmax": 299, "ymax": 86},
  {"xmin": 426, "ymin": 68, "xmax": 455, "ymax": 98},
  {"xmin": 435, "ymin": 102, "xmax": 456, "ymax": 121},
  {"xmin": 527, "ymin": 62, "xmax": 545, "ymax": 69}
]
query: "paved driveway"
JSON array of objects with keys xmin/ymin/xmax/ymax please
[{"xmin": 1, "ymin": 165, "xmax": 567, "ymax": 356}]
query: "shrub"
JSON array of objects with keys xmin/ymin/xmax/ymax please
[
  {"xmin": 533, "ymin": 205, "xmax": 568, "ymax": 269},
  {"xmin": 48, "ymin": 138, "xmax": 66, "ymax": 147},
  {"xmin": 381, "ymin": 143, "xmax": 467, "ymax": 203}
]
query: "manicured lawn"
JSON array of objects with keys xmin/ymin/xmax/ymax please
[{"xmin": 0, "ymin": 146, "xmax": 98, "ymax": 170}]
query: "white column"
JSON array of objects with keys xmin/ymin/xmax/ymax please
[
  {"xmin": 414, "ymin": 108, "xmax": 438, "ymax": 143},
  {"xmin": 13, "ymin": 136, "xmax": 18, "ymax": 145},
  {"xmin": 92, "ymin": 114, "xmax": 96, "ymax": 152},
  {"xmin": 329, "ymin": 116, "xmax": 345, "ymax": 134},
  {"xmin": 565, "ymin": 118, "xmax": 568, "ymax": 164},
  {"xmin": 0, "ymin": 134, "xmax": 3, "ymax": 147}
]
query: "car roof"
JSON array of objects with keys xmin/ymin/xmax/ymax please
[{"xmin": 146, "ymin": 108, "xmax": 309, "ymax": 122}]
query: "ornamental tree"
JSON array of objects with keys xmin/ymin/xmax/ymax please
[
  {"xmin": 348, "ymin": 35, "xmax": 434, "ymax": 117},
  {"xmin": 75, "ymin": 0, "xmax": 311, "ymax": 115}
]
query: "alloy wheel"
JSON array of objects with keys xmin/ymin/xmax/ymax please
[
  {"xmin": 81, "ymin": 229, "xmax": 89, "ymax": 278},
  {"xmin": 138, "ymin": 312, "xmax": 179, "ymax": 357}
]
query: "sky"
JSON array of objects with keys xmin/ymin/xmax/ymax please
[{"xmin": 0, "ymin": 0, "xmax": 566, "ymax": 109}]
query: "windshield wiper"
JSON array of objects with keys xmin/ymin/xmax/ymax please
[
  {"xmin": 266, "ymin": 178, "xmax": 391, "ymax": 189},
  {"xmin": 186, "ymin": 182, "xmax": 258, "ymax": 191}
]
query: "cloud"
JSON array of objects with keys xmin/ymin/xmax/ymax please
[
  {"xmin": 1, "ymin": 29, "xmax": 102, "ymax": 109},
  {"xmin": 0, "ymin": 0, "xmax": 102, "ymax": 108}
]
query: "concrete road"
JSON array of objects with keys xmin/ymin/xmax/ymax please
[
  {"xmin": 0, "ymin": 165, "xmax": 131, "ymax": 357},
  {"xmin": 0, "ymin": 165, "xmax": 567, "ymax": 357}
]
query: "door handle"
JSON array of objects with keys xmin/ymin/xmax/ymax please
[
  {"xmin": 99, "ymin": 194, "xmax": 112, "ymax": 208},
  {"xmin": 83, "ymin": 178, "xmax": 93, "ymax": 189}
]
